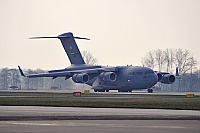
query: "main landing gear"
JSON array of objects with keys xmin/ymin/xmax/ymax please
[
  {"xmin": 94, "ymin": 89, "xmax": 109, "ymax": 92},
  {"xmin": 118, "ymin": 90, "xmax": 132, "ymax": 92}
]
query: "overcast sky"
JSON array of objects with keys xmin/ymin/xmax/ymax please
[{"xmin": 0, "ymin": 0, "xmax": 200, "ymax": 70}]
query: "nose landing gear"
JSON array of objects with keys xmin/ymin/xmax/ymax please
[{"xmin": 147, "ymin": 88, "xmax": 153, "ymax": 93}]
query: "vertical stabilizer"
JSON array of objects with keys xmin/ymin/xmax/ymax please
[
  {"xmin": 58, "ymin": 32, "xmax": 85, "ymax": 65},
  {"xmin": 29, "ymin": 32, "xmax": 89, "ymax": 65}
]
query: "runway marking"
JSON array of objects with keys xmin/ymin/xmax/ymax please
[
  {"xmin": 0, "ymin": 121, "xmax": 186, "ymax": 129},
  {"xmin": 5, "ymin": 122, "xmax": 59, "ymax": 126},
  {"xmin": 133, "ymin": 125, "xmax": 186, "ymax": 129}
]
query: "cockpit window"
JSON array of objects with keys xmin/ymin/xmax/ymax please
[{"xmin": 144, "ymin": 70, "xmax": 154, "ymax": 75}]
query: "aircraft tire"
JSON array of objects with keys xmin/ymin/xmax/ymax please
[
  {"xmin": 147, "ymin": 89, "xmax": 153, "ymax": 93},
  {"xmin": 106, "ymin": 90, "xmax": 109, "ymax": 92},
  {"xmin": 95, "ymin": 89, "xmax": 105, "ymax": 92}
]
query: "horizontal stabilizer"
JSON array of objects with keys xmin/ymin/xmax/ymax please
[
  {"xmin": 29, "ymin": 36, "xmax": 65, "ymax": 39},
  {"xmin": 29, "ymin": 36, "xmax": 90, "ymax": 40},
  {"xmin": 74, "ymin": 37, "xmax": 90, "ymax": 40}
]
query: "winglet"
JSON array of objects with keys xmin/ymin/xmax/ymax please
[
  {"xmin": 175, "ymin": 67, "xmax": 179, "ymax": 77},
  {"xmin": 18, "ymin": 66, "xmax": 26, "ymax": 77}
]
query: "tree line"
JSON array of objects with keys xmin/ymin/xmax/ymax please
[
  {"xmin": 142, "ymin": 48, "xmax": 198, "ymax": 74},
  {"xmin": 0, "ymin": 68, "xmax": 75, "ymax": 90},
  {"xmin": 0, "ymin": 50, "xmax": 97, "ymax": 90},
  {"xmin": 142, "ymin": 48, "xmax": 199, "ymax": 92},
  {"xmin": 0, "ymin": 49, "xmax": 199, "ymax": 91}
]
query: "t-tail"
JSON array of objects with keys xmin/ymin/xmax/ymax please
[{"xmin": 30, "ymin": 32, "xmax": 89, "ymax": 65}]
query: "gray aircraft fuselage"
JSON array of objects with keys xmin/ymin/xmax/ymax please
[{"xmin": 92, "ymin": 66, "xmax": 158, "ymax": 92}]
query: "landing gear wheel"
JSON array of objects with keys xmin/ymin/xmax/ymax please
[
  {"xmin": 147, "ymin": 89, "xmax": 153, "ymax": 93},
  {"xmin": 106, "ymin": 90, "xmax": 109, "ymax": 92}
]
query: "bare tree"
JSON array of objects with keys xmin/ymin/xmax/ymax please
[
  {"xmin": 142, "ymin": 48, "xmax": 198, "ymax": 92},
  {"xmin": 155, "ymin": 49, "xmax": 165, "ymax": 71},
  {"xmin": 173, "ymin": 49, "xmax": 197, "ymax": 74},
  {"xmin": 142, "ymin": 48, "xmax": 198, "ymax": 74},
  {"xmin": 82, "ymin": 50, "xmax": 98, "ymax": 65},
  {"xmin": 141, "ymin": 51, "xmax": 155, "ymax": 69},
  {"xmin": 163, "ymin": 48, "xmax": 174, "ymax": 72},
  {"xmin": 9, "ymin": 68, "xmax": 21, "ymax": 89},
  {"xmin": 23, "ymin": 69, "xmax": 34, "ymax": 89},
  {"xmin": 0, "ymin": 68, "xmax": 11, "ymax": 90}
]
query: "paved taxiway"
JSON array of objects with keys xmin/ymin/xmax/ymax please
[
  {"xmin": 1, "ymin": 120, "xmax": 199, "ymax": 133},
  {"xmin": 0, "ymin": 106, "xmax": 200, "ymax": 133},
  {"xmin": 0, "ymin": 106, "xmax": 200, "ymax": 120}
]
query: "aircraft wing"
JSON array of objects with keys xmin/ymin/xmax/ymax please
[
  {"xmin": 154, "ymin": 71, "xmax": 169, "ymax": 75},
  {"xmin": 18, "ymin": 66, "xmax": 118, "ymax": 80},
  {"xmin": 155, "ymin": 67, "xmax": 179, "ymax": 76},
  {"xmin": 27, "ymin": 71, "xmax": 72, "ymax": 79}
]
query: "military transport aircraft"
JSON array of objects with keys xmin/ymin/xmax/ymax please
[{"xmin": 18, "ymin": 32, "xmax": 179, "ymax": 93}]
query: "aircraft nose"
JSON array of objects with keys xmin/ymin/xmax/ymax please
[{"xmin": 151, "ymin": 72, "xmax": 158, "ymax": 85}]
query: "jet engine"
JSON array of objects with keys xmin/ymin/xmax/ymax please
[
  {"xmin": 99, "ymin": 72, "xmax": 117, "ymax": 82},
  {"xmin": 161, "ymin": 74, "xmax": 175, "ymax": 84},
  {"xmin": 72, "ymin": 73, "xmax": 89, "ymax": 83}
]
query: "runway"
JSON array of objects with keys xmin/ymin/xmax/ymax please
[{"xmin": 0, "ymin": 106, "xmax": 200, "ymax": 133}]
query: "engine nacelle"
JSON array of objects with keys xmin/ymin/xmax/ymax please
[
  {"xmin": 157, "ymin": 73, "xmax": 162, "ymax": 82},
  {"xmin": 161, "ymin": 74, "xmax": 175, "ymax": 84},
  {"xmin": 99, "ymin": 72, "xmax": 117, "ymax": 82},
  {"xmin": 72, "ymin": 73, "xmax": 89, "ymax": 83}
]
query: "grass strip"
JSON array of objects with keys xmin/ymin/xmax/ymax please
[{"xmin": 0, "ymin": 92, "xmax": 199, "ymax": 110}]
